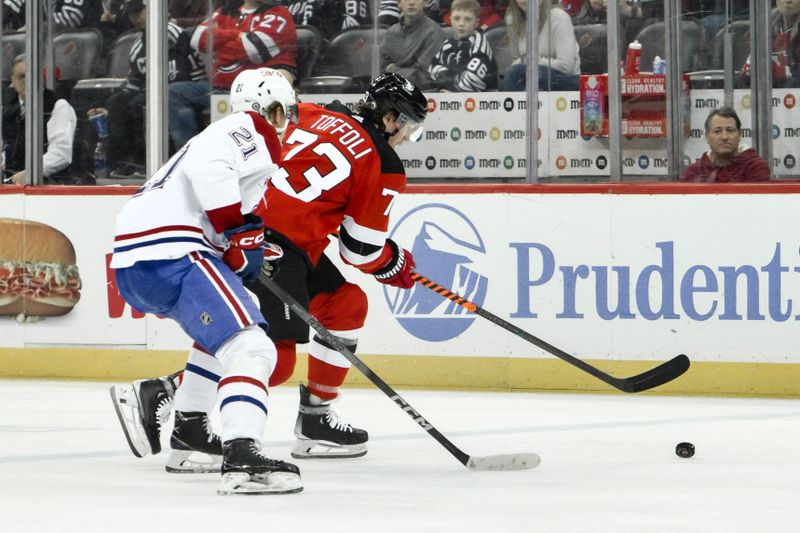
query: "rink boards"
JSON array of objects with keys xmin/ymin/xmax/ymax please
[{"xmin": 2, "ymin": 184, "xmax": 800, "ymax": 396}]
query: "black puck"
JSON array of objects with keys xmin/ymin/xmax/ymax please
[{"xmin": 675, "ymin": 442, "xmax": 695, "ymax": 458}]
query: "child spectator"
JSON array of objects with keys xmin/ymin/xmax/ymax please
[
  {"xmin": 502, "ymin": 0, "xmax": 580, "ymax": 91},
  {"xmin": 429, "ymin": 0, "xmax": 498, "ymax": 92},
  {"xmin": 442, "ymin": 0, "xmax": 507, "ymax": 31},
  {"xmin": 378, "ymin": 0, "xmax": 447, "ymax": 26},
  {"xmin": 381, "ymin": 0, "xmax": 446, "ymax": 90},
  {"xmin": 740, "ymin": 0, "xmax": 800, "ymax": 89},
  {"xmin": 190, "ymin": 0, "xmax": 297, "ymax": 88},
  {"xmin": 286, "ymin": 0, "xmax": 370, "ymax": 41},
  {"xmin": 90, "ymin": 0, "xmax": 208, "ymax": 177}
]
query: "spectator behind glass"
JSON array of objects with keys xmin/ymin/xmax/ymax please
[
  {"xmin": 2, "ymin": 56, "xmax": 79, "ymax": 185},
  {"xmin": 573, "ymin": 0, "xmax": 607, "ymax": 25},
  {"xmin": 190, "ymin": 0, "xmax": 298, "ymax": 89},
  {"xmin": 286, "ymin": 0, "xmax": 370, "ymax": 41},
  {"xmin": 741, "ymin": 0, "xmax": 800, "ymax": 89},
  {"xmin": 429, "ymin": 0, "xmax": 498, "ymax": 92},
  {"xmin": 680, "ymin": 106, "xmax": 770, "ymax": 183},
  {"xmin": 378, "ymin": 0, "xmax": 447, "ymax": 26},
  {"xmin": 98, "ymin": 0, "xmax": 136, "ymax": 50},
  {"xmin": 502, "ymin": 0, "xmax": 581, "ymax": 91},
  {"xmin": 381, "ymin": 0, "xmax": 446, "ymax": 90},
  {"xmin": 169, "ymin": 0, "xmax": 225, "ymax": 28},
  {"xmin": 2, "ymin": 0, "xmax": 104, "ymax": 31},
  {"xmin": 88, "ymin": 0, "xmax": 209, "ymax": 178},
  {"xmin": 441, "ymin": 0, "xmax": 507, "ymax": 31}
]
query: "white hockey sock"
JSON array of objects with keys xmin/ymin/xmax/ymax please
[
  {"xmin": 215, "ymin": 326, "xmax": 276, "ymax": 443},
  {"xmin": 174, "ymin": 346, "xmax": 222, "ymax": 413}
]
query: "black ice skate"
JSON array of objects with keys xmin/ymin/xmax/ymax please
[
  {"xmin": 109, "ymin": 376, "xmax": 176, "ymax": 458},
  {"xmin": 291, "ymin": 383, "xmax": 368, "ymax": 459},
  {"xmin": 217, "ymin": 438, "xmax": 302, "ymax": 495},
  {"xmin": 165, "ymin": 411, "xmax": 223, "ymax": 473}
]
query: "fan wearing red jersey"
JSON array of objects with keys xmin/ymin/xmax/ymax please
[
  {"xmin": 108, "ymin": 73, "xmax": 428, "ymax": 463},
  {"xmin": 190, "ymin": 0, "xmax": 298, "ymax": 88}
]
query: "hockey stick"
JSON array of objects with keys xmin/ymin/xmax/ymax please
[
  {"xmin": 410, "ymin": 272, "xmax": 690, "ymax": 394},
  {"xmin": 258, "ymin": 268, "xmax": 540, "ymax": 471}
]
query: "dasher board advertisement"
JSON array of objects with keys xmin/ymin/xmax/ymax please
[{"xmin": 3, "ymin": 188, "xmax": 800, "ymax": 366}]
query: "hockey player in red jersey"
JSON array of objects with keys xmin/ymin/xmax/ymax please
[
  {"xmin": 190, "ymin": 0, "xmax": 298, "ymax": 88},
  {"xmin": 109, "ymin": 73, "xmax": 427, "ymax": 468},
  {"xmin": 249, "ymin": 72, "xmax": 427, "ymax": 459}
]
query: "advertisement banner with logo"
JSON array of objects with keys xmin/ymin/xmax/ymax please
[
  {"xmin": 357, "ymin": 193, "xmax": 800, "ymax": 364},
  {"xmin": 213, "ymin": 89, "xmax": 800, "ymax": 179},
  {"xmin": 0, "ymin": 193, "xmax": 145, "ymax": 347},
  {"xmin": 212, "ymin": 92, "xmax": 547, "ymax": 179},
  {"xmin": 3, "ymin": 190, "xmax": 800, "ymax": 369}
]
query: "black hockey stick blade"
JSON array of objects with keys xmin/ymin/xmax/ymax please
[
  {"xmin": 259, "ymin": 268, "xmax": 540, "ymax": 471},
  {"xmin": 411, "ymin": 272, "xmax": 691, "ymax": 394},
  {"xmin": 615, "ymin": 354, "xmax": 691, "ymax": 393}
]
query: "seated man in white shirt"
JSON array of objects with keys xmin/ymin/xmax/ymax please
[{"xmin": 2, "ymin": 55, "xmax": 78, "ymax": 185}]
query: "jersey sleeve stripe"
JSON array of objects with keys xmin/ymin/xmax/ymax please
[
  {"xmin": 115, "ymin": 224, "xmax": 205, "ymax": 241},
  {"xmin": 339, "ymin": 228, "xmax": 384, "ymax": 266}
]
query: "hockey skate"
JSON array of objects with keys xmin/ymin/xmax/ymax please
[
  {"xmin": 291, "ymin": 383, "xmax": 368, "ymax": 459},
  {"xmin": 109, "ymin": 376, "xmax": 175, "ymax": 457},
  {"xmin": 217, "ymin": 438, "xmax": 302, "ymax": 495},
  {"xmin": 165, "ymin": 411, "xmax": 223, "ymax": 473}
]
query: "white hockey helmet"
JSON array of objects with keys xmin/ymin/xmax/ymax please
[{"xmin": 229, "ymin": 68, "xmax": 298, "ymax": 133}]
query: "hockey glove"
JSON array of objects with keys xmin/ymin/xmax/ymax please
[
  {"xmin": 223, "ymin": 213, "xmax": 265, "ymax": 282},
  {"xmin": 261, "ymin": 241, "xmax": 284, "ymax": 278},
  {"xmin": 373, "ymin": 239, "xmax": 416, "ymax": 289}
]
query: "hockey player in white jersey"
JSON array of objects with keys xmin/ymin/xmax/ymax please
[{"xmin": 109, "ymin": 67, "xmax": 301, "ymax": 496}]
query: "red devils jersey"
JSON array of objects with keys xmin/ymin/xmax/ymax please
[
  {"xmin": 190, "ymin": 1, "xmax": 297, "ymax": 89},
  {"xmin": 256, "ymin": 102, "xmax": 406, "ymax": 272}
]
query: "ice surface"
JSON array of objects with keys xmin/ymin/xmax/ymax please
[{"xmin": 1, "ymin": 380, "xmax": 798, "ymax": 533}]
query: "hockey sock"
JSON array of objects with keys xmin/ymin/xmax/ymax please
[
  {"xmin": 269, "ymin": 340, "xmax": 297, "ymax": 387},
  {"xmin": 215, "ymin": 326, "xmax": 275, "ymax": 442},
  {"xmin": 307, "ymin": 338, "xmax": 355, "ymax": 401},
  {"xmin": 174, "ymin": 343, "xmax": 222, "ymax": 413}
]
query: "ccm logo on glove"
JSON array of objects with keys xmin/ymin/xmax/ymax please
[{"xmin": 223, "ymin": 214, "xmax": 265, "ymax": 282}]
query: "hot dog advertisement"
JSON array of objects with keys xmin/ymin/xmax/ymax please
[{"xmin": 0, "ymin": 217, "xmax": 82, "ymax": 318}]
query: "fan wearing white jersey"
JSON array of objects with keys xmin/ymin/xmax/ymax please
[{"xmin": 110, "ymin": 68, "xmax": 301, "ymax": 496}]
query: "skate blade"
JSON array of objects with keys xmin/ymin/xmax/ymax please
[
  {"xmin": 109, "ymin": 386, "xmax": 151, "ymax": 458},
  {"xmin": 217, "ymin": 472, "xmax": 303, "ymax": 495},
  {"xmin": 165, "ymin": 449, "xmax": 222, "ymax": 473},
  {"xmin": 291, "ymin": 439, "xmax": 367, "ymax": 459}
]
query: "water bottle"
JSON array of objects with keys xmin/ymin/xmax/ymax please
[
  {"xmin": 94, "ymin": 141, "xmax": 107, "ymax": 179},
  {"xmin": 625, "ymin": 40, "xmax": 642, "ymax": 75}
]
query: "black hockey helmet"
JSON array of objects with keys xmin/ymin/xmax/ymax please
[{"xmin": 360, "ymin": 73, "xmax": 428, "ymax": 140}]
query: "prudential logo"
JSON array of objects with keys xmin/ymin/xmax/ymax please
[{"xmin": 384, "ymin": 204, "xmax": 487, "ymax": 341}]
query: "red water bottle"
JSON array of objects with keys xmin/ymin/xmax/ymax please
[{"xmin": 625, "ymin": 40, "xmax": 642, "ymax": 75}]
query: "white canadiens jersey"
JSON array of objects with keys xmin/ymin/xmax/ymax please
[{"xmin": 111, "ymin": 112, "xmax": 281, "ymax": 269}]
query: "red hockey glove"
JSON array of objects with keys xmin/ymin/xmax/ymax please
[
  {"xmin": 373, "ymin": 239, "xmax": 416, "ymax": 289},
  {"xmin": 223, "ymin": 214, "xmax": 265, "ymax": 282},
  {"xmin": 260, "ymin": 241, "xmax": 283, "ymax": 279}
]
